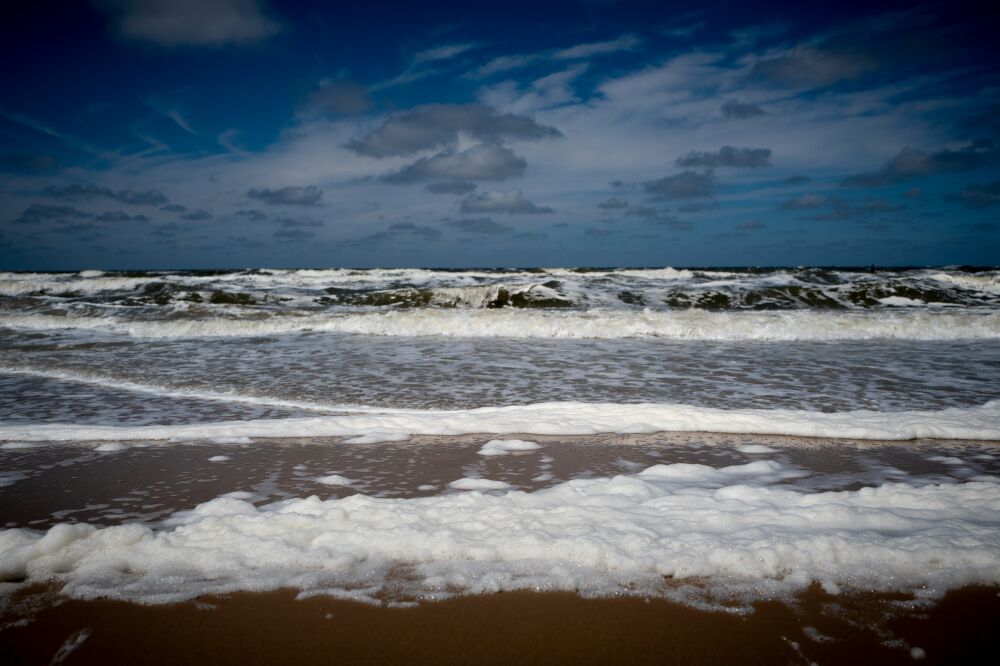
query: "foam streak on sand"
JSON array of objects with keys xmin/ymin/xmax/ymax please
[
  {"xmin": 1, "ymin": 400, "xmax": 997, "ymax": 443},
  {"xmin": 1, "ymin": 460, "xmax": 998, "ymax": 607}
]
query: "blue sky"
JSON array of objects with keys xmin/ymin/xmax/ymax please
[{"xmin": 1, "ymin": 0, "xmax": 998, "ymax": 269}]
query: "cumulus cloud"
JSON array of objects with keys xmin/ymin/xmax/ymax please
[
  {"xmin": 721, "ymin": 100, "xmax": 765, "ymax": 119},
  {"xmin": 299, "ymin": 80, "xmax": 371, "ymax": 117},
  {"xmin": 842, "ymin": 142, "xmax": 1000, "ymax": 187},
  {"xmin": 445, "ymin": 217, "xmax": 513, "ymax": 234},
  {"xmin": 947, "ymin": 181, "xmax": 1000, "ymax": 208},
  {"xmin": 384, "ymin": 144, "xmax": 526, "ymax": 183},
  {"xmin": 180, "ymin": 209, "xmax": 213, "ymax": 220},
  {"xmin": 247, "ymin": 186, "xmax": 323, "ymax": 206},
  {"xmin": 597, "ymin": 198, "xmax": 629, "ymax": 210},
  {"xmin": 160, "ymin": 204, "xmax": 187, "ymax": 213},
  {"xmin": 459, "ymin": 189, "xmax": 554, "ymax": 215},
  {"xmin": 425, "ymin": 181, "xmax": 477, "ymax": 195},
  {"xmin": 346, "ymin": 104, "xmax": 561, "ymax": 158},
  {"xmin": 676, "ymin": 146, "xmax": 772, "ymax": 168},
  {"xmin": 100, "ymin": 0, "xmax": 284, "ymax": 47},
  {"xmin": 44, "ymin": 183, "xmax": 168, "ymax": 206},
  {"xmin": 644, "ymin": 171, "xmax": 714, "ymax": 200}
]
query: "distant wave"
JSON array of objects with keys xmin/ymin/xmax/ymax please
[{"xmin": 2, "ymin": 267, "xmax": 998, "ymax": 311}]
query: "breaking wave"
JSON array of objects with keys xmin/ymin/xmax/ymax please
[
  {"xmin": 2, "ymin": 399, "xmax": 997, "ymax": 442},
  {"xmin": 2, "ymin": 308, "xmax": 998, "ymax": 340}
]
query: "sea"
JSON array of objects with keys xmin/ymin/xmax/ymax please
[{"xmin": 1, "ymin": 266, "xmax": 999, "ymax": 654}]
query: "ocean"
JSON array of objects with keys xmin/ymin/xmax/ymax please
[{"xmin": 1, "ymin": 266, "xmax": 999, "ymax": 660}]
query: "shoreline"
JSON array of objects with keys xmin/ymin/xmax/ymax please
[{"xmin": 3, "ymin": 432, "xmax": 999, "ymax": 663}]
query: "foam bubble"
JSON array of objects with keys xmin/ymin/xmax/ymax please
[
  {"xmin": 449, "ymin": 477, "xmax": 513, "ymax": 491},
  {"xmin": 738, "ymin": 444, "xmax": 779, "ymax": 454},
  {"xmin": 316, "ymin": 474, "xmax": 354, "ymax": 486},
  {"xmin": 94, "ymin": 443, "xmax": 128, "ymax": 452},
  {"xmin": 210, "ymin": 437, "xmax": 253, "ymax": 445},
  {"xmin": 477, "ymin": 439, "xmax": 541, "ymax": 456}
]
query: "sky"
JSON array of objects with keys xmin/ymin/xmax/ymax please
[{"xmin": 0, "ymin": 0, "xmax": 998, "ymax": 269}]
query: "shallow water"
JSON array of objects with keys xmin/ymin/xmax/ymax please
[{"xmin": 0, "ymin": 267, "xmax": 998, "ymax": 624}]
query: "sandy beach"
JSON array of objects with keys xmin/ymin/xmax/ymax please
[
  {"xmin": 4, "ymin": 584, "xmax": 999, "ymax": 664},
  {"xmin": 3, "ymin": 433, "xmax": 999, "ymax": 663}
]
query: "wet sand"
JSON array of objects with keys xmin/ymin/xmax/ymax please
[
  {"xmin": 2, "ymin": 585, "xmax": 999, "ymax": 665},
  {"xmin": 2, "ymin": 433, "xmax": 999, "ymax": 663},
  {"xmin": 3, "ymin": 432, "xmax": 998, "ymax": 529}
]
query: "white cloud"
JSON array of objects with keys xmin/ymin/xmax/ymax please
[
  {"xmin": 460, "ymin": 189, "xmax": 554, "ymax": 215},
  {"xmin": 413, "ymin": 42, "xmax": 480, "ymax": 64},
  {"xmin": 478, "ymin": 64, "xmax": 588, "ymax": 115},
  {"xmin": 553, "ymin": 34, "xmax": 640, "ymax": 60}
]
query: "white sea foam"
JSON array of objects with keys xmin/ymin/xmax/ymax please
[
  {"xmin": 448, "ymin": 477, "xmax": 513, "ymax": 490},
  {"xmin": 477, "ymin": 439, "xmax": 541, "ymax": 456},
  {"xmin": 0, "ymin": 275, "xmax": 158, "ymax": 296},
  {"xmin": 2, "ymin": 309, "xmax": 999, "ymax": 340},
  {"xmin": 94, "ymin": 443, "xmax": 128, "ymax": 452},
  {"xmin": 738, "ymin": 445, "xmax": 780, "ymax": 454},
  {"xmin": 208, "ymin": 437, "xmax": 253, "ymax": 445},
  {"xmin": 925, "ymin": 271, "xmax": 1000, "ymax": 294},
  {"xmin": 316, "ymin": 474, "xmax": 354, "ymax": 486},
  {"xmin": 1, "ymin": 461, "xmax": 997, "ymax": 606},
  {"xmin": 0, "ymin": 472, "xmax": 28, "ymax": 487},
  {"xmin": 0, "ymin": 365, "xmax": 347, "ymax": 415},
  {"xmin": 1, "ymin": 400, "xmax": 996, "ymax": 443}
]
